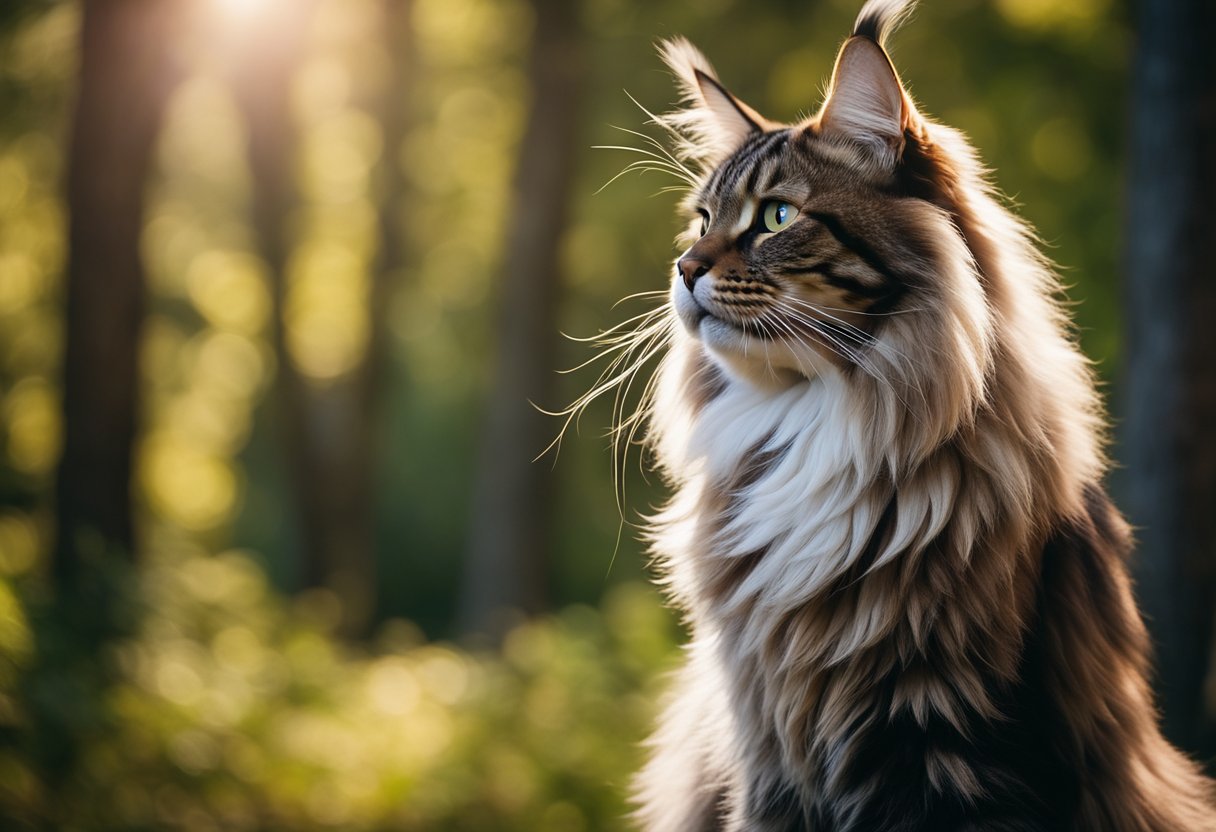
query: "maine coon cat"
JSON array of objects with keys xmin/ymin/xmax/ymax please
[{"xmin": 568, "ymin": 0, "xmax": 1216, "ymax": 828}]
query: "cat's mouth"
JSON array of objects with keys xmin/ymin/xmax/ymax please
[
  {"xmin": 676, "ymin": 288, "xmax": 774, "ymax": 346},
  {"xmin": 677, "ymin": 290, "xmax": 725, "ymax": 331}
]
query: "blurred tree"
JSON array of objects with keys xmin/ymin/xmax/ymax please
[
  {"xmin": 232, "ymin": 0, "xmax": 406, "ymax": 636},
  {"xmin": 228, "ymin": 0, "xmax": 320, "ymax": 611},
  {"xmin": 1122, "ymin": 0, "xmax": 1216, "ymax": 763},
  {"xmin": 38, "ymin": 0, "xmax": 183, "ymax": 803},
  {"xmin": 53, "ymin": 0, "xmax": 181, "ymax": 585},
  {"xmin": 366, "ymin": 0, "xmax": 416, "ymax": 620},
  {"xmin": 460, "ymin": 0, "xmax": 586, "ymax": 637}
]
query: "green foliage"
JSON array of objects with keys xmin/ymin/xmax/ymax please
[{"xmin": 0, "ymin": 553, "xmax": 680, "ymax": 830}]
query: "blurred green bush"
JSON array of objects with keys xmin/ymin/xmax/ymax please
[{"xmin": 0, "ymin": 553, "xmax": 680, "ymax": 831}]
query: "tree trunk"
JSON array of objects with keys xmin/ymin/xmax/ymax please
[
  {"xmin": 227, "ymin": 4, "xmax": 322, "ymax": 613},
  {"xmin": 54, "ymin": 0, "xmax": 180, "ymax": 585},
  {"xmin": 356, "ymin": 0, "xmax": 414, "ymax": 624},
  {"xmin": 459, "ymin": 0, "xmax": 585, "ymax": 637},
  {"xmin": 39, "ymin": 0, "xmax": 181, "ymax": 800},
  {"xmin": 233, "ymin": 1, "xmax": 410, "ymax": 636},
  {"xmin": 1121, "ymin": 0, "xmax": 1216, "ymax": 763}
]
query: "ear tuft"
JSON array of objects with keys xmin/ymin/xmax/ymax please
[
  {"xmin": 852, "ymin": 0, "xmax": 918, "ymax": 47},
  {"xmin": 657, "ymin": 37, "xmax": 768, "ymax": 166},
  {"xmin": 818, "ymin": 37, "xmax": 908, "ymax": 167}
]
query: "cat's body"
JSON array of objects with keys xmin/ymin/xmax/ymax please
[{"xmin": 603, "ymin": 1, "xmax": 1216, "ymax": 829}]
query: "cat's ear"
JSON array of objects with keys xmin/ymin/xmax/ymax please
[
  {"xmin": 818, "ymin": 36, "xmax": 909, "ymax": 167},
  {"xmin": 659, "ymin": 37, "xmax": 768, "ymax": 161}
]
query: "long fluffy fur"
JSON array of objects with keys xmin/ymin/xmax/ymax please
[{"xmin": 578, "ymin": 1, "xmax": 1216, "ymax": 829}]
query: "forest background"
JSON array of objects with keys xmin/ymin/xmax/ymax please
[{"xmin": 0, "ymin": 0, "xmax": 1213, "ymax": 829}]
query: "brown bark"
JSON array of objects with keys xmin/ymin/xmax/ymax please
[
  {"xmin": 54, "ymin": 0, "xmax": 181, "ymax": 585},
  {"xmin": 1121, "ymin": 0, "xmax": 1216, "ymax": 762},
  {"xmin": 459, "ymin": 0, "xmax": 586, "ymax": 637}
]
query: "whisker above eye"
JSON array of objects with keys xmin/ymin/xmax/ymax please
[{"xmin": 608, "ymin": 120, "xmax": 701, "ymax": 180}]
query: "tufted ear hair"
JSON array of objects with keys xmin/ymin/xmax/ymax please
[
  {"xmin": 658, "ymin": 37, "xmax": 771, "ymax": 166},
  {"xmin": 818, "ymin": 35, "xmax": 910, "ymax": 168}
]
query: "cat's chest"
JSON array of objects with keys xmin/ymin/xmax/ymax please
[{"xmin": 655, "ymin": 371, "xmax": 896, "ymax": 615}]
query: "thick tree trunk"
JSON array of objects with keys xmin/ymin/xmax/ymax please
[
  {"xmin": 459, "ymin": 0, "xmax": 585, "ymax": 637},
  {"xmin": 1121, "ymin": 0, "xmax": 1216, "ymax": 762},
  {"xmin": 40, "ymin": 0, "xmax": 180, "ymax": 800},
  {"xmin": 54, "ymin": 0, "xmax": 180, "ymax": 585}
]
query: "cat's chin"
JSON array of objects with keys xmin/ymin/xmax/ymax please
[
  {"xmin": 683, "ymin": 315, "xmax": 813, "ymax": 390},
  {"xmin": 673, "ymin": 287, "xmax": 813, "ymax": 389},
  {"xmin": 712, "ymin": 351, "xmax": 808, "ymax": 392}
]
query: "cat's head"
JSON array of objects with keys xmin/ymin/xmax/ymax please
[{"xmin": 661, "ymin": 0, "xmax": 991, "ymax": 401}]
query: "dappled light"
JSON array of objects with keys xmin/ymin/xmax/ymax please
[
  {"xmin": 141, "ymin": 430, "xmax": 240, "ymax": 532},
  {"xmin": 286, "ymin": 241, "xmax": 373, "ymax": 382},
  {"xmin": 186, "ymin": 252, "xmax": 273, "ymax": 336}
]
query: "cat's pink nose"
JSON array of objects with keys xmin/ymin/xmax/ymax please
[{"xmin": 679, "ymin": 257, "xmax": 711, "ymax": 292}]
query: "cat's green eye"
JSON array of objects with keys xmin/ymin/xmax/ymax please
[
  {"xmin": 698, "ymin": 211, "xmax": 709, "ymax": 237},
  {"xmin": 762, "ymin": 201, "xmax": 798, "ymax": 233}
]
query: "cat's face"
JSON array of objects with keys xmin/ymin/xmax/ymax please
[
  {"xmin": 663, "ymin": 35, "xmax": 940, "ymax": 386},
  {"xmin": 673, "ymin": 127, "xmax": 933, "ymax": 382}
]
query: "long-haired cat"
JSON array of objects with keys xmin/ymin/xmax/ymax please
[{"xmin": 571, "ymin": 0, "xmax": 1216, "ymax": 829}]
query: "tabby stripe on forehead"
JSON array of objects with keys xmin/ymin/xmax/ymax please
[
  {"xmin": 710, "ymin": 130, "xmax": 789, "ymax": 195},
  {"xmin": 743, "ymin": 131, "xmax": 791, "ymax": 193},
  {"xmin": 705, "ymin": 134, "xmax": 760, "ymax": 194}
]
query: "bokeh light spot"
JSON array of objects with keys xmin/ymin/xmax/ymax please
[
  {"xmin": 0, "ymin": 513, "xmax": 40, "ymax": 577},
  {"xmin": 285, "ymin": 241, "xmax": 370, "ymax": 380},
  {"xmin": 3, "ymin": 377, "xmax": 60, "ymax": 475},
  {"xmin": 366, "ymin": 658, "xmax": 421, "ymax": 715},
  {"xmin": 140, "ymin": 433, "xmax": 239, "ymax": 532},
  {"xmin": 300, "ymin": 109, "xmax": 382, "ymax": 203},
  {"xmin": 154, "ymin": 658, "xmax": 204, "ymax": 707},
  {"xmin": 415, "ymin": 649, "xmax": 469, "ymax": 706},
  {"xmin": 186, "ymin": 251, "xmax": 272, "ymax": 335},
  {"xmin": 195, "ymin": 330, "xmax": 270, "ymax": 401},
  {"xmin": 0, "ymin": 253, "xmax": 39, "ymax": 315}
]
